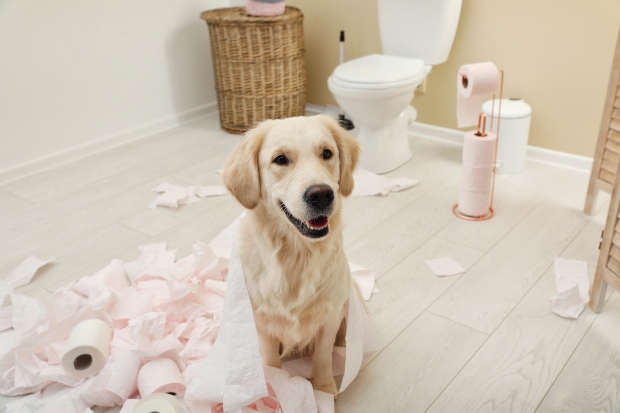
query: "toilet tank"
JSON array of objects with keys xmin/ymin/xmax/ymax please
[{"xmin": 378, "ymin": 0, "xmax": 462, "ymax": 65}]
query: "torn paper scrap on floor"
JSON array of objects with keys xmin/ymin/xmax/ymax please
[
  {"xmin": 148, "ymin": 183, "xmax": 227, "ymax": 210},
  {"xmin": 550, "ymin": 257, "xmax": 590, "ymax": 319},
  {"xmin": 351, "ymin": 168, "xmax": 418, "ymax": 197},
  {"xmin": 0, "ymin": 215, "xmax": 379, "ymax": 413},
  {"xmin": 3, "ymin": 255, "xmax": 54, "ymax": 290},
  {"xmin": 425, "ymin": 257, "xmax": 465, "ymax": 277}
]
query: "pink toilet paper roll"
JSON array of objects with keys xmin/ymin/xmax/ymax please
[
  {"xmin": 457, "ymin": 62, "xmax": 499, "ymax": 128},
  {"xmin": 137, "ymin": 358, "xmax": 186, "ymax": 397},
  {"xmin": 457, "ymin": 131, "xmax": 497, "ymax": 217}
]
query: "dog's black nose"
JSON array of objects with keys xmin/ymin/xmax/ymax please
[{"xmin": 303, "ymin": 184, "xmax": 334, "ymax": 210}]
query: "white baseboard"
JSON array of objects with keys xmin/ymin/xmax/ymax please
[
  {"xmin": 0, "ymin": 102, "xmax": 218, "ymax": 186},
  {"xmin": 410, "ymin": 122, "xmax": 593, "ymax": 173}
]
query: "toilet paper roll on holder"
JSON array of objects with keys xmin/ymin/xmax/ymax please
[{"xmin": 453, "ymin": 69, "xmax": 504, "ymax": 221}]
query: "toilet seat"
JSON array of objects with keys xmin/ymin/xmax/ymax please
[{"xmin": 331, "ymin": 54, "xmax": 427, "ymax": 90}]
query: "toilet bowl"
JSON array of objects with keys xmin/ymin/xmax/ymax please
[
  {"xmin": 328, "ymin": 54, "xmax": 430, "ymax": 174},
  {"xmin": 327, "ymin": 0, "xmax": 463, "ymax": 174}
]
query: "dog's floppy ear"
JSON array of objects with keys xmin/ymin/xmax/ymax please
[
  {"xmin": 221, "ymin": 121, "xmax": 273, "ymax": 209},
  {"xmin": 319, "ymin": 115, "xmax": 361, "ymax": 197}
]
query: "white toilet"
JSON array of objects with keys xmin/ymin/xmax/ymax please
[{"xmin": 328, "ymin": 0, "xmax": 463, "ymax": 174}]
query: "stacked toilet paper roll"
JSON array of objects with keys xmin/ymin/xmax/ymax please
[
  {"xmin": 457, "ymin": 130, "xmax": 497, "ymax": 217},
  {"xmin": 137, "ymin": 358, "xmax": 186, "ymax": 397},
  {"xmin": 61, "ymin": 319, "xmax": 112, "ymax": 378},
  {"xmin": 457, "ymin": 62, "xmax": 500, "ymax": 128},
  {"xmin": 133, "ymin": 393, "xmax": 181, "ymax": 413}
]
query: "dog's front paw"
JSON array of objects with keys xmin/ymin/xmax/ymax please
[{"xmin": 312, "ymin": 376, "xmax": 338, "ymax": 395}]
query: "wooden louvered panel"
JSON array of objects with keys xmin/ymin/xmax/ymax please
[
  {"xmin": 611, "ymin": 244, "xmax": 620, "ymax": 263},
  {"xmin": 609, "ymin": 129, "xmax": 620, "ymax": 143},
  {"xmin": 602, "ymin": 159, "xmax": 619, "ymax": 175},
  {"xmin": 599, "ymin": 168, "xmax": 615, "ymax": 184},
  {"xmin": 607, "ymin": 255, "xmax": 620, "ymax": 278},
  {"xmin": 605, "ymin": 138, "xmax": 620, "ymax": 154},
  {"xmin": 590, "ymin": 29, "xmax": 620, "ymax": 313},
  {"xmin": 603, "ymin": 149, "xmax": 620, "ymax": 163}
]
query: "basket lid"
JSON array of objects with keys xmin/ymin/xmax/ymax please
[{"xmin": 201, "ymin": 6, "xmax": 302, "ymax": 24}]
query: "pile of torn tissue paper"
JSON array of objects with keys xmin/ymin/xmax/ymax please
[{"xmin": 0, "ymin": 217, "xmax": 379, "ymax": 413}]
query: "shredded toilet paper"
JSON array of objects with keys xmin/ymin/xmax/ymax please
[
  {"xmin": 149, "ymin": 168, "xmax": 419, "ymax": 211},
  {"xmin": 0, "ymin": 216, "xmax": 379, "ymax": 413},
  {"xmin": 148, "ymin": 183, "xmax": 228, "ymax": 210},
  {"xmin": 351, "ymin": 168, "xmax": 418, "ymax": 197},
  {"xmin": 550, "ymin": 257, "xmax": 590, "ymax": 319},
  {"xmin": 424, "ymin": 257, "xmax": 465, "ymax": 277}
]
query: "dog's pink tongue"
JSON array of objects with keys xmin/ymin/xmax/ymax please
[{"xmin": 308, "ymin": 217, "xmax": 328, "ymax": 229}]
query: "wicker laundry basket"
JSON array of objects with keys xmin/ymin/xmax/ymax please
[{"xmin": 201, "ymin": 6, "xmax": 306, "ymax": 134}]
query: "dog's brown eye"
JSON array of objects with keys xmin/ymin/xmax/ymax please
[
  {"xmin": 323, "ymin": 149, "xmax": 333, "ymax": 160},
  {"xmin": 274, "ymin": 155, "xmax": 288, "ymax": 165}
]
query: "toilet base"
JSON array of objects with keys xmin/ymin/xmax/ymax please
[{"xmin": 355, "ymin": 107, "xmax": 413, "ymax": 174}]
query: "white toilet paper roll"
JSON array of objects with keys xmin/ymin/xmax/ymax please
[
  {"xmin": 61, "ymin": 319, "xmax": 112, "ymax": 378},
  {"xmin": 137, "ymin": 358, "xmax": 186, "ymax": 397},
  {"xmin": 133, "ymin": 393, "xmax": 181, "ymax": 413},
  {"xmin": 457, "ymin": 62, "xmax": 499, "ymax": 128},
  {"xmin": 457, "ymin": 130, "xmax": 497, "ymax": 217}
]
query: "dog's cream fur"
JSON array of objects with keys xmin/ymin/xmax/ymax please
[{"xmin": 221, "ymin": 115, "xmax": 360, "ymax": 394}]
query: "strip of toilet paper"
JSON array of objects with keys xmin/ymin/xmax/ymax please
[
  {"xmin": 61, "ymin": 319, "xmax": 112, "ymax": 378},
  {"xmin": 137, "ymin": 358, "xmax": 186, "ymax": 397},
  {"xmin": 457, "ymin": 62, "xmax": 499, "ymax": 128},
  {"xmin": 457, "ymin": 131, "xmax": 497, "ymax": 217}
]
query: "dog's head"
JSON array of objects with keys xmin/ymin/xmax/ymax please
[{"xmin": 222, "ymin": 115, "xmax": 360, "ymax": 240}]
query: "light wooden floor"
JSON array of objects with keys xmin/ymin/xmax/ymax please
[{"xmin": 2, "ymin": 113, "xmax": 620, "ymax": 413}]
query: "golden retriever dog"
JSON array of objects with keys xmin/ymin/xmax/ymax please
[{"xmin": 221, "ymin": 114, "xmax": 360, "ymax": 394}]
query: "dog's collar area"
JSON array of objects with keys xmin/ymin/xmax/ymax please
[{"xmin": 279, "ymin": 202, "xmax": 330, "ymax": 239}]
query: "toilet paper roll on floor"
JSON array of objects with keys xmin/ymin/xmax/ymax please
[
  {"xmin": 457, "ymin": 131, "xmax": 497, "ymax": 217},
  {"xmin": 457, "ymin": 62, "xmax": 500, "ymax": 128},
  {"xmin": 137, "ymin": 358, "xmax": 186, "ymax": 397},
  {"xmin": 133, "ymin": 393, "xmax": 181, "ymax": 413},
  {"xmin": 61, "ymin": 318, "xmax": 112, "ymax": 378}
]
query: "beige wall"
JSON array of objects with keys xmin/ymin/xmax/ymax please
[{"xmin": 287, "ymin": 0, "xmax": 620, "ymax": 157}]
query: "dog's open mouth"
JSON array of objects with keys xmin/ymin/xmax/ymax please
[{"xmin": 280, "ymin": 202, "xmax": 330, "ymax": 239}]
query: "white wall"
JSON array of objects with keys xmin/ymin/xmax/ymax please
[{"xmin": 0, "ymin": 0, "xmax": 229, "ymax": 173}]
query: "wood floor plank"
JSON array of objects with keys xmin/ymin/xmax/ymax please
[
  {"xmin": 0, "ymin": 139, "xmax": 234, "ymax": 242},
  {"xmin": 5, "ymin": 125, "xmax": 221, "ymax": 203},
  {"xmin": 0, "ymin": 175, "xmax": 185, "ymax": 272},
  {"xmin": 337, "ymin": 311, "xmax": 487, "ymax": 413},
  {"xmin": 0, "ymin": 190, "xmax": 32, "ymax": 218},
  {"xmin": 366, "ymin": 236, "xmax": 484, "ymax": 349},
  {"xmin": 343, "ymin": 142, "xmax": 462, "ymax": 247},
  {"xmin": 426, "ymin": 213, "xmax": 605, "ymax": 413},
  {"xmin": 344, "ymin": 185, "xmax": 458, "ymax": 280},
  {"xmin": 536, "ymin": 299, "xmax": 620, "ymax": 412},
  {"xmin": 428, "ymin": 170, "xmax": 591, "ymax": 334}
]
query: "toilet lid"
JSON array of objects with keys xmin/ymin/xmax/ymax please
[{"xmin": 333, "ymin": 54, "xmax": 425, "ymax": 86}]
